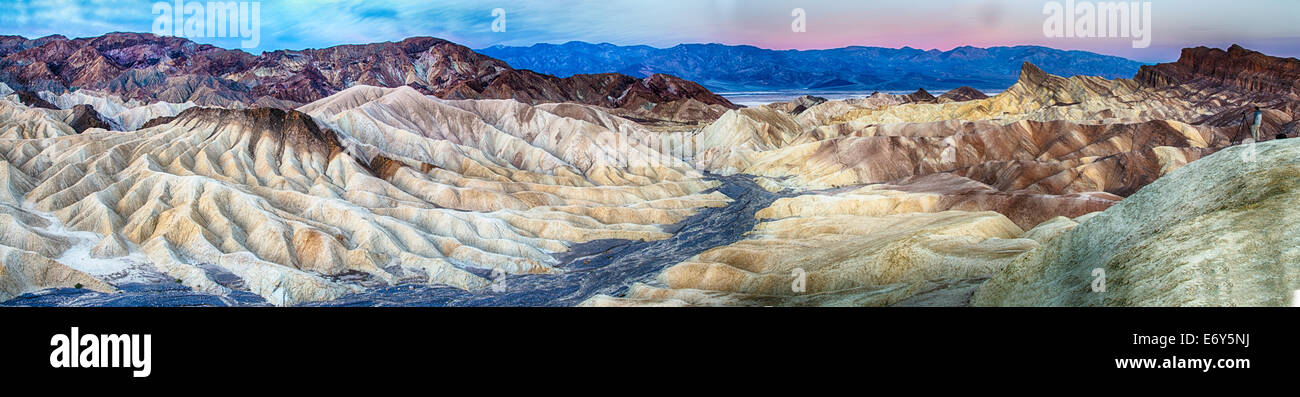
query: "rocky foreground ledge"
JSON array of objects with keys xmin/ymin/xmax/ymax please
[
  {"xmin": 585, "ymin": 137, "xmax": 1300, "ymax": 307},
  {"xmin": 974, "ymin": 138, "xmax": 1299, "ymax": 306}
]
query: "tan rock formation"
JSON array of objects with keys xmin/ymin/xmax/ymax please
[
  {"xmin": 0, "ymin": 244, "xmax": 116, "ymax": 301},
  {"xmin": 583, "ymin": 208, "xmax": 1044, "ymax": 307},
  {"xmin": 582, "ymin": 172, "xmax": 1117, "ymax": 307}
]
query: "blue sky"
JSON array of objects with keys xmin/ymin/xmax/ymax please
[{"xmin": 2, "ymin": 0, "xmax": 1298, "ymax": 62}]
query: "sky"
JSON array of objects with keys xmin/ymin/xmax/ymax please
[{"xmin": 1, "ymin": 0, "xmax": 1298, "ymax": 62}]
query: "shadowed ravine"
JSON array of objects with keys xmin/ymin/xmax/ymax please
[{"xmin": 1, "ymin": 174, "xmax": 785, "ymax": 307}]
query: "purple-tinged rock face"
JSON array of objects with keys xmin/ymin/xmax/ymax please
[{"xmin": 0, "ymin": 33, "xmax": 736, "ymax": 124}]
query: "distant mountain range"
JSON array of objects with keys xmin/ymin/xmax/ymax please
[{"xmin": 479, "ymin": 42, "xmax": 1149, "ymax": 92}]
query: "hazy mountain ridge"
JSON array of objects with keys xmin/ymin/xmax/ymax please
[{"xmin": 479, "ymin": 42, "xmax": 1148, "ymax": 91}]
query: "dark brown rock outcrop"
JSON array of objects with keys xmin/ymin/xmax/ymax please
[
  {"xmin": 937, "ymin": 86, "xmax": 989, "ymax": 102},
  {"xmin": 65, "ymin": 104, "xmax": 113, "ymax": 133},
  {"xmin": 1136, "ymin": 45, "xmax": 1300, "ymax": 94},
  {"xmin": 901, "ymin": 88, "xmax": 936, "ymax": 103},
  {"xmin": 11, "ymin": 90, "xmax": 56, "ymax": 109},
  {"xmin": 768, "ymin": 95, "xmax": 829, "ymax": 115}
]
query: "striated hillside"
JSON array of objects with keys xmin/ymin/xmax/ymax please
[
  {"xmin": 585, "ymin": 45, "xmax": 1300, "ymax": 307},
  {"xmin": 671, "ymin": 63, "xmax": 1236, "ymax": 195},
  {"xmin": 0, "ymin": 33, "xmax": 737, "ymax": 125},
  {"xmin": 974, "ymin": 138, "xmax": 1300, "ymax": 306},
  {"xmin": 0, "ymin": 85, "xmax": 728, "ymax": 304},
  {"xmin": 670, "ymin": 43, "xmax": 1300, "ymax": 194}
]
